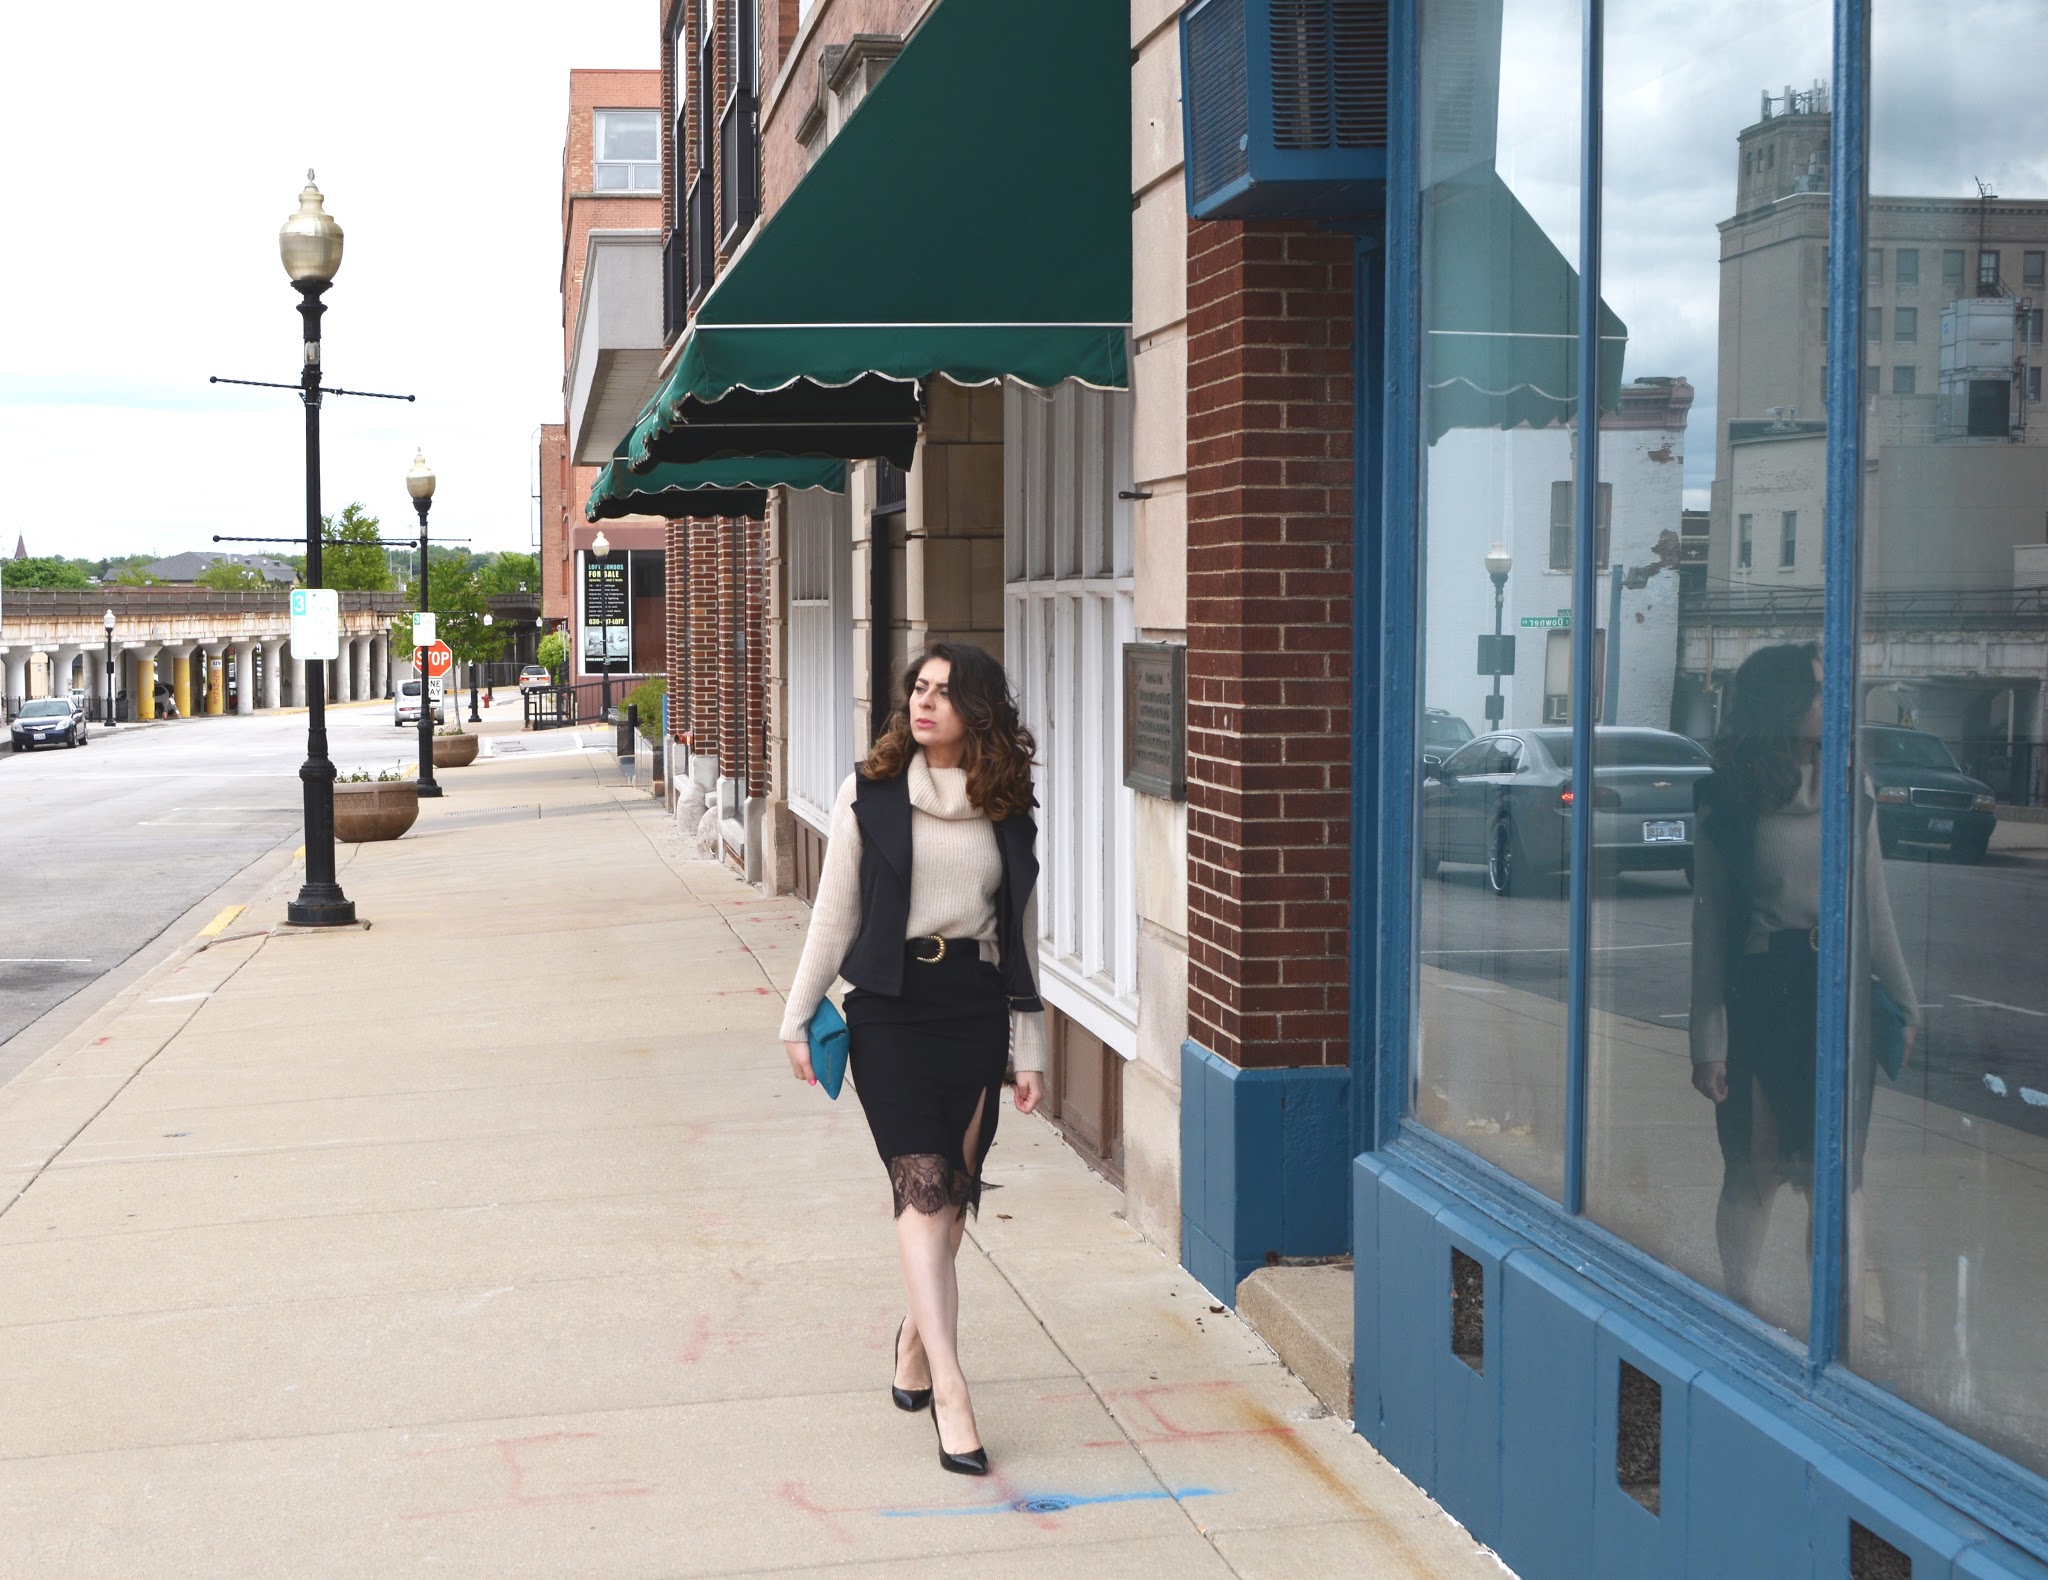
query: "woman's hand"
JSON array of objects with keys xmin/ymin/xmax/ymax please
[
  {"xmin": 1013, "ymin": 1071, "xmax": 1044, "ymax": 1114},
  {"xmin": 1691, "ymin": 1061, "xmax": 1728, "ymax": 1104},
  {"xmin": 1900, "ymin": 1023, "xmax": 1916, "ymax": 1072},
  {"xmin": 784, "ymin": 1039, "xmax": 817, "ymax": 1086}
]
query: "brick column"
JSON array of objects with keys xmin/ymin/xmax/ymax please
[
  {"xmin": 689, "ymin": 515, "xmax": 720, "ymax": 766},
  {"xmin": 1183, "ymin": 220, "xmax": 1356, "ymax": 1072}
]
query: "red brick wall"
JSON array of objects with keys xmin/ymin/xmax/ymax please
[
  {"xmin": 1184, "ymin": 220, "xmax": 1356, "ymax": 1072},
  {"xmin": 665, "ymin": 519, "xmax": 689, "ymax": 741},
  {"xmin": 539, "ymin": 425, "xmax": 570, "ymax": 624},
  {"xmin": 689, "ymin": 516, "xmax": 721, "ymax": 760}
]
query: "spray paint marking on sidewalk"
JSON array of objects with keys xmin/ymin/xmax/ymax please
[
  {"xmin": 198, "ymin": 906, "xmax": 244, "ymax": 939},
  {"xmin": 878, "ymin": 1486, "xmax": 1224, "ymax": 1517}
]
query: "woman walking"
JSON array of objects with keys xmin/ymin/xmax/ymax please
[
  {"xmin": 779, "ymin": 642, "xmax": 1044, "ymax": 1476},
  {"xmin": 1689, "ymin": 642, "xmax": 1917, "ymax": 1318}
]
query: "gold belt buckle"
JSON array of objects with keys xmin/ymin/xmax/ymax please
[{"xmin": 914, "ymin": 935, "xmax": 947, "ymax": 965}]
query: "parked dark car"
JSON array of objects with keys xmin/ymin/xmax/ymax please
[
  {"xmin": 1863, "ymin": 726, "xmax": 1996, "ymax": 862},
  {"xmin": 1422, "ymin": 726, "xmax": 1712, "ymax": 895},
  {"xmin": 1423, "ymin": 707, "xmax": 1474, "ymax": 761},
  {"xmin": 10, "ymin": 696, "xmax": 89, "ymax": 750}
]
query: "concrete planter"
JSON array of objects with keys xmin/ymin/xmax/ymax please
[
  {"xmin": 432, "ymin": 733, "xmax": 481, "ymax": 768},
  {"xmin": 333, "ymin": 780, "xmax": 419, "ymax": 842}
]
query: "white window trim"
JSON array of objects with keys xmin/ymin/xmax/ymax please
[
  {"xmin": 1004, "ymin": 381, "xmax": 1140, "ymax": 1058},
  {"xmin": 594, "ymin": 107, "xmax": 662, "ymax": 193},
  {"xmin": 786, "ymin": 488, "xmax": 854, "ymax": 829}
]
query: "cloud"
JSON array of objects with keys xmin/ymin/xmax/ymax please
[{"xmin": 0, "ymin": 0, "xmax": 654, "ymax": 563}]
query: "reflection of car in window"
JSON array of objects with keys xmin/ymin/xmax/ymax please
[
  {"xmin": 1421, "ymin": 727, "xmax": 1711, "ymax": 896},
  {"xmin": 1862, "ymin": 726, "xmax": 1996, "ymax": 862},
  {"xmin": 1422, "ymin": 707, "xmax": 1474, "ymax": 761}
]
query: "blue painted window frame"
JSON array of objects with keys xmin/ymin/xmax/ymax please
[{"xmin": 1355, "ymin": 0, "xmax": 2048, "ymax": 1547}]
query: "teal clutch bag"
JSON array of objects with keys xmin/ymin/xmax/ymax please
[{"xmin": 808, "ymin": 997, "xmax": 849, "ymax": 1099}]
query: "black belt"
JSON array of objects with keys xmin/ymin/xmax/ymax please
[
  {"xmin": 1764, "ymin": 926, "xmax": 1820, "ymax": 959},
  {"xmin": 906, "ymin": 935, "xmax": 980, "ymax": 965}
]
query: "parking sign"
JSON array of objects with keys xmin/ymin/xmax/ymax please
[{"xmin": 289, "ymin": 588, "xmax": 340, "ymax": 660}]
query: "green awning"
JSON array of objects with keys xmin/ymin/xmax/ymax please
[
  {"xmin": 1424, "ymin": 169, "xmax": 1628, "ymax": 441},
  {"xmin": 585, "ymin": 452, "xmax": 847, "ymax": 523},
  {"xmin": 625, "ymin": 0, "xmax": 1130, "ymax": 472}
]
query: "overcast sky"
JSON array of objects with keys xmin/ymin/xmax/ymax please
[
  {"xmin": 1488, "ymin": 0, "xmax": 2045, "ymax": 510},
  {"xmin": 0, "ymin": 2, "xmax": 656, "ymax": 564}
]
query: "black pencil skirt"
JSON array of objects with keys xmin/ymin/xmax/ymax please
[
  {"xmin": 1719, "ymin": 930, "xmax": 1877, "ymax": 1189},
  {"xmin": 844, "ymin": 939, "xmax": 1009, "ymax": 1218}
]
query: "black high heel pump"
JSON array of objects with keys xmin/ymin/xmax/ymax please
[
  {"xmin": 891, "ymin": 1320, "xmax": 932, "ymax": 1413},
  {"xmin": 930, "ymin": 1403, "xmax": 989, "ymax": 1476}
]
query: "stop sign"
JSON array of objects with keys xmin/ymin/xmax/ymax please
[{"xmin": 413, "ymin": 641, "xmax": 454, "ymax": 680}]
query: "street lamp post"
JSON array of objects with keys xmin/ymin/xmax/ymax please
[
  {"xmin": 591, "ymin": 530, "xmax": 614, "ymax": 717},
  {"xmin": 409, "ymin": 451, "xmax": 442, "ymax": 799},
  {"xmin": 280, "ymin": 174, "xmax": 356, "ymax": 928},
  {"xmin": 468, "ymin": 612, "xmax": 493, "ymax": 721},
  {"xmin": 1485, "ymin": 543, "xmax": 1513, "ymax": 726},
  {"xmin": 102, "ymin": 609, "xmax": 116, "ymax": 728}
]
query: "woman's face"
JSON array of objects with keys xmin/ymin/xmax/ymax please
[{"xmin": 910, "ymin": 657, "xmax": 966, "ymax": 757}]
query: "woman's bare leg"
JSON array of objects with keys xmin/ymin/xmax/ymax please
[
  {"xmin": 897, "ymin": 1203, "xmax": 978, "ymax": 1452},
  {"xmin": 1716, "ymin": 1076, "xmax": 1785, "ymax": 1309}
]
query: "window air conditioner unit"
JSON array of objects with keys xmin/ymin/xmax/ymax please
[{"xmin": 1181, "ymin": 0, "xmax": 1390, "ymax": 220}]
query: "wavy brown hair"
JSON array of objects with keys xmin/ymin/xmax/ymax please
[
  {"xmin": 862, "ymin": 642, "xmax": 1037, "ymax": 819},
  {"xmin": 1709, "ymin": 641, "xmax": 1820, "ymax": 817}
]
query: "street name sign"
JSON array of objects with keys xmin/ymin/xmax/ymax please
[
  {"xmin": 1521, "ymin": 611, "xmax": 1572, "ymax": 629},
  {"xmin": 289, "ymin": 588, "xmax": 340, "ymax": 660}
]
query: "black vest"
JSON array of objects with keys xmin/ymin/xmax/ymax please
[{"xmin": 840, "ymin": 768, "xmax": 1042, "ymax": 1010}]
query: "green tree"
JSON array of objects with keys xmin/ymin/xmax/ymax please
[
  {"xmin": 536, "ymin": 630, "xmax": 568, "ymax": 682},
  {"xmin": 197, "ymin": 559, "xmax": 268, "ymax": 590},
  {"xmin": 108, "ymin": 563, "xmax": 163, "ymax": 586},
  {"xmin": 1, "ymin": 557, "xmax": 91, "ymax": 589},
  {"xmin": 316, "ymin": 503, "xmax": 396, "ymax": 592},
  {"xmin": 390, "ymin": 563, "xmax": 506, "ymax": 667},
  {"xmin": 478, "ymin": 552, "xmax": 539, "ymax": 598}
]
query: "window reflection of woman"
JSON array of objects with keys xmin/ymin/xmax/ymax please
[{"xmin": 1689, "ymin": 642, "xmax": 1918, "ymax": 1316}]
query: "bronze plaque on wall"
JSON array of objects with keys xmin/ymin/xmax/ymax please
[{"xmin": 1122, "ymin": 642, "xmax": 1187, "ymax": 801}]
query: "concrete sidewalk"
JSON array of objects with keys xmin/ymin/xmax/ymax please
[{"xmin": 0, "ymin": 735, "xmax": 1503, "ymax": 1578}]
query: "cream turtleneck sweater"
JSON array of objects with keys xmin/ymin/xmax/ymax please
[
  {"xmin": 777, "ymin": 754, "xmax": 1046, "ymax": 1073},
  {"xmin": 1689, "ymin": 764, "xmax": 1918, "ymax": 1068}
]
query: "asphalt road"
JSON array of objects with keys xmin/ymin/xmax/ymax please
[
  {"xmin": 1422, "ymin": 839, "xmax": 2048, "ymax": 1136},
  {"xmin": 0, "ymin": 700, "xmax": 598, "ymax": 1078}
]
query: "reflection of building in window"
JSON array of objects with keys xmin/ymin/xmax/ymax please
[
  {"xmin": 1687, "ymin": 85, "xmax": 2048, "ymax": 785},
  {"xmin": 1547, "ymin": 481, "xmax": 1612, "ymax": 571},
  {"xmin": 1424, "ymin": 379, "xmax": 1691, "ymax": 737},
  {"xmin": 1542, "ymin": 627, "xmax": 1606, "ymax": 724}
]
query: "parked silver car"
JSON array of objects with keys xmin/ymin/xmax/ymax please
[
  {"xmin": 394, "ymin": 679, "xmax": 446, "ymax": 727},
  {"xmin": 1422, "ymin": 726, "xmax": 1712, "ymax": 895},
  {"xmin": 11, "ymin": 696, "xmax": 89, "ymax": 751}
]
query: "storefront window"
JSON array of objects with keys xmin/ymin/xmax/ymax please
[
  {"xmin": 1411, "ymin": 0, "xmax": 1583, "ymax": 1198},
  {"xmin": 1847, "ymin": 6, "xmax": 2048, "ymax": 1474},
  {"xmin": 1578, "ymin": 12, "xmax": 1830, "ymax": 1340}
]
